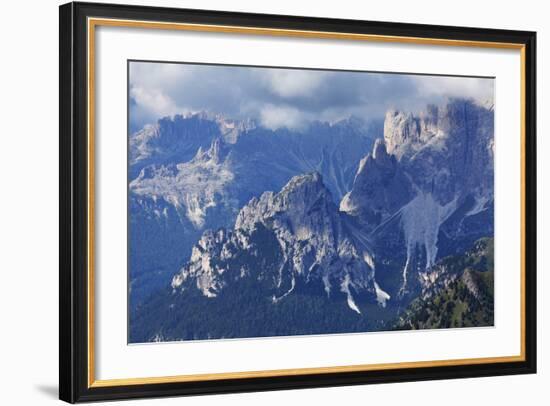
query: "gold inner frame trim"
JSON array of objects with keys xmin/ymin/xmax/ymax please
[{"xmin": 87, "ymin": 17, "xmax": 527, "ymax": 388}]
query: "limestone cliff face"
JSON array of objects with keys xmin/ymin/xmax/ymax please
[
  {"xmin": 129, "ymin": 114, "xmax": 379, "ymax": 304},
  {"xmin": 382, "ymin": 99, "xmax": 494, "ymax": 203},
  {"xmin": 131, "ymin": 98, "xmax": 494, "ymax": 331},
  {"xmin": 340, "ymin": 99, "xmax": 494, "ymax": 300},
  {"xmin": 340, "ymin": 139, "xmax": 413, "ymax": 232},
  {"xmin": 172, "ymin": 173, "xmax": 386, "ymax": 314},
  {"xmin": 168, "ymin": 99, "xmax": 494, "ymax": 309}
]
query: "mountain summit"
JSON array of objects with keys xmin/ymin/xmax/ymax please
[
  {"xmin": 129, "ymin": 98, "xmax": 494, "ymax": 342},
  {"xmin": 172, "ymin": 172, "xmax": 386, "ymax": 314},
  {"xmin": 128, "ymin": 114, "xmax": 380, "ymax": 305},
  {"xmin": 341, "ymin": 99, "xmax": 494, "ymax": 300}
]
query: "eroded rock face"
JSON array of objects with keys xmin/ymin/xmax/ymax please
[
  {"xmin": 172, "ymin": 172, "xmax": 385, "ymax": 314},
  {"xmin": 340, "ymin": 139, "xmax": 413, "ymax": 232},
  {"xmin": 128, "ymin": 113, "xmax": 379, "ymax": 304},
  {"xmin": 132, "ymin": 98, "xmax": 494, "ymax": 324},
  {"xmin": 341, "ymin": 99, "xmax": 494, "ymax": 300}
]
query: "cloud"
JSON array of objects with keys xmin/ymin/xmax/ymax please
[
  {"xmin": 130, "ymin": 87, "xmax": 179, "ymax": 118},
  {"xmin": 129, "ymin": 61, "xmax": 494, "ymax": 133},
  {"xmin": 260, "ymin": 104, "xmax": 305, "ymax": 130},
  {"xmin": 413, "ymin": 75, "xmax": 494, "ymax": 102},
  {"xmin": 264, "ymin": 70, "xmax": 327, "ymax": 98}
]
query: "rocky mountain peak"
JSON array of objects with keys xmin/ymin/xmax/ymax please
[
  {"xmin": 383, "ymin": 110, "xmax": 421, "ymax": 158},
  {"xmin": 341, "ymin": 98, "xmax": 494, "ymax": 299},
  {"xmin": 194, "ymin": 137, "xmax": 230, "ymax": 164},
  {"xmin": 172, "ymin": 172, "xmax": 384, "ymax": 313},
  {"xmin": 214, "ymin": 114, "xmax": 256, "ymax": 143},
  {"xmin": 279, "ymin": 171, "xmax": 325, "ymax": 198},
  {"xmin": 340, "ymin": 139, "xmax": 411, "ymax": 230},
  {"xmin": 235, "ymin": 172, "xmax": 334, "ymax": 234},
  {"xmin": 132, "ymin": 98, "xmax": 494, "ymax": 335}
]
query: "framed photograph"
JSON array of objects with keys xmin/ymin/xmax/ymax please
[{"xmin": 59, "ymin": 1, "xmax": 537, "ymax": 403}]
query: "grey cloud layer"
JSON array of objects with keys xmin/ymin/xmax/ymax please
[{"xmin": 129, "ymin": 61, "xmax": 494, "ymax": 133}]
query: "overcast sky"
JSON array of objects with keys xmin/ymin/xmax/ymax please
[{"xmin": 129, "ymin": 61, "xmax": 494, "ymax": 133}]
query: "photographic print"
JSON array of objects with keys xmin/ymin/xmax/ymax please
[
  {"xmin": 60, "ymin": 5, "xmax": 536, "ymax": 401},
  {"xmin": 128, "ymin": 61, "xmax": 495, "ymax": 343}
]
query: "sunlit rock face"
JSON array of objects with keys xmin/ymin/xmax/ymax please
[
  {"xmin": 128, "ymin": 113, "xmax": 380, "ymax": 305},
  {"xmin": 172, "ymin": 172, "xmax": 383, "ymax": 314},
  {"xmin": 341, "ymin": 99, "xmax": 494, "ymax": 300},
  {"xmin": 128, "ymin": 97, "xmax": 496, "ymax": 342}
]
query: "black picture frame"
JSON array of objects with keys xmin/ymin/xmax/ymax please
[{"xmin": 59, "ymin": 1, "xmax": 537, "ymax": 403}]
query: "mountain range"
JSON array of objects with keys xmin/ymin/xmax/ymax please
[
  {"xmin": 128, "ymin": 98, "xmax": 494, "ymax": 342},
  {"xmin": 129, "ymin": 113, "xmax": 381, "ymax": 304}
]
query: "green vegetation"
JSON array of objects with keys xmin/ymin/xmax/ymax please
[
  {"xmin": 393, "ymin": 238, "xmax": 494, "ymax": 330},
  {"xmin": 129, "ymin": 237, "xmax": 494, "ymax": 342},
  {"xmin": 129, "ymin": 277, "xmax": 378, "ymax": 342}
]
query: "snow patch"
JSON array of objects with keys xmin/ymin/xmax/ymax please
[
  {"xmin": 363, "ymin": 252, "xmax": 375, "ymax": 270},
  {"xmin": 322, "ymin": 274, "xmax": 331, "ymax": 296},
  {"xmin": 272, "ymin": 276, "xmax": 296, "ymax": 303},
  {"xmin": 374, "ymin": 281, "xmax": 390, "ymax": 307},
  {"xmin": 339, "ymin": 192, "xmax": 356, "ymax": 213},
  {"xmin": 465, "ymin": 194, "xmax": 490, "ymax": 217},
  {"xmin": 340, "ymin": 274, "xmax": 361, "ymax": 314},
  {"xmin": 399, "ymin": 193, "xmax": 457, "ymax": 295}
]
